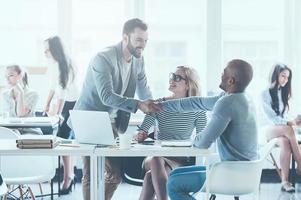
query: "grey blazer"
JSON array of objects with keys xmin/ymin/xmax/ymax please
[{"xmin": 74, "ymin": 42, "xmax": 152, "ymax": 131}]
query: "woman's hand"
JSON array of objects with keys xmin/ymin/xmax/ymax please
[
  {"xmin": 287, "ymin": 120, "xmax": 296, "ymax": 126},
  {"xmin": 43, "ymin": 104, "xmax": 50, "ymax": 115},
  {"xmin": 12, "ymin": 83, "xmax": 24, "ymax": 98},
  {"xmin": 135, "ymin": 131, "xmax": 148, "ymax": 142},
  {"xmin": 287, "ymin": 118, "xmax": 301, "ymax": 127}
]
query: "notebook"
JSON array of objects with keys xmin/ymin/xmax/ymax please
[
  {"xmin": 16, "ymin": 135, "xmax": 59, "ymax": 149},
  {"xmin": 69, "ymin": 110, "xmax": 116, "ymax": 146}
]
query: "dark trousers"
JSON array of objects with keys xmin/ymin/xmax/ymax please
[{"xmin": 57, "ymin": 101, "xmax": 76, "ymax": 139}]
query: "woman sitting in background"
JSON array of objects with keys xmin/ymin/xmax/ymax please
[
  {"xmin": 261, "ymin": 63, "xmax": 301, "ymax": 192},
  {"xmin": 43, "ymin": 36, "xmax": 79, "ymax": 195},
  {"xmin": 2, "ymin": 65, "xmax": 41, "ymax": 135},
  {"xmin": 136, "ymin": 66, "xmax": 207, "ymax": 200}
]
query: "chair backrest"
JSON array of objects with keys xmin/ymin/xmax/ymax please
[
  {"xmin": 207, "ymin": 160, "xmax": 263, "ymax": 195},
  {"xmin": 0, "ymin": 127, "xmax": 56, "ymax": 185},
  {"xmin": 0, "ymin": 127, "xmax": 20, "ymax": 138},
  {"xmin": 205, "ymin": 138, "xmax": 277, "ymax": 196}
]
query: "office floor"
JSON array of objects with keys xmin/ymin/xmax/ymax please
[{"xmin": 15, "ymin": 182, "xmax": 301, "ymax": 200}]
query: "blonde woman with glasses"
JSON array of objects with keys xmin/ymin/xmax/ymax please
[{"xmin": 136, "ymin": 66, "xmax": 207, "ymax": 200}]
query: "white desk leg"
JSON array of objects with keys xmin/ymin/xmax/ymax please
[
  {"xmin": 205, "ymin": 158, "xmax": 210, "ymax": 200},
  {"xmin": 90, "ymin": 156, "xmax": 97, "ymax": 200},
  {"xmin": 97, "ymin": 156, "xmax": 105, "ymax": 200}
]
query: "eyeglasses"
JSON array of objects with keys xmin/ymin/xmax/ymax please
[{"xmin": 169, "ymin": 73, "xmax": 187, "ymax": 82}]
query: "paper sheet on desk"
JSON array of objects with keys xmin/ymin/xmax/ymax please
[
  {"xmin": 8, "ymin": 118, "xmax": 22, "ymax": 123},
  {"xmin": 23, "ymin": 117, "xmax": 52, "ymax": 123},
  {"xmin": 161, "ymin": 141, "xmax": 192, "ymax": 147},
  {"xmin": 134, "ymin": 144, "xmax": 162, "ymax": 149}
]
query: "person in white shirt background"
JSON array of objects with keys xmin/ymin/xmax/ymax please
[
  {"xmin": 43, "ymin": 36, "xmax": 79, "ymax": 195},
  {"xmin": 2, "ymin": 65, "xmax": 41, "ymax": 135},
  {"xmin": 261, "ymin": 63, "xmax": 301, "ymax": 192}
]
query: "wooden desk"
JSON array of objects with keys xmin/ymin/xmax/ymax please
[{"xmin": 94, "ymin": 143, "xmax": 215, "ymax": 200}]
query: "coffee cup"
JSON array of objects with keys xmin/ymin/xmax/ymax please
[{"xmin": 118, "ymin": 134, "xmax": 132, "ymax": 150}]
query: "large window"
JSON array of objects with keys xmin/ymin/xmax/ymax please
[
  {"xmin": 1, "ymin": 0, "xmax": 301, "ymax": 116},
  {"xmin": 0, "ymin": 0, "xmax": 58, "ymax": 109},
  {"xmin": 222, "ymin": 0, "xmax": 301, "ymax": 113},
  {"xmin": 70, "ymin": 0, "xmax": 207, "ymax": 98},
  {"xmin": 222, "ymin": 0, "xmax": 284, "ymax": 97},
  {"xmin": 71, "ymin": 0, "xmax": 128, "ymax": 80},
  {"xmin": 0, "ymin": 0, "xmax": 57, "ymax": 66},
  {"xmin": 144, "ymin": 0, "xmax": 207, "ymax": 98}
]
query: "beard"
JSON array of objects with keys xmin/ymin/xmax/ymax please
[
  {"xmin": 127, "ymin": 42, "xmax": 143, "ymax": 58},
  {"xmin": 219, "ymin": 81, "xmax": 226, "ymax": 91}
]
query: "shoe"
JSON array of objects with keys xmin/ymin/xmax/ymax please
[
  {"xmin": 60, "ymin": 177, "xmax": 76, "ymax": 195},
  {"xmin": 281, "ymin": 182, "xmax": 295, "ymax": 192}
]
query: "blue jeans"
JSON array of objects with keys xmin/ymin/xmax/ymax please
[{"xmin": 167, "ymin": 166, "xmax": 206, "ymax": 200}]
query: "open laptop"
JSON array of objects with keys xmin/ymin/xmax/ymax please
[{"xmin": 69, "ymin": 110, "xmax": 115, "ymax": 146}]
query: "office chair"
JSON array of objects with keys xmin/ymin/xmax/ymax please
[
  {"xmin": 0, "ymin": 127, "xmax": 56, "ymax": 199},
  {"xmin": 199, "ymin": 138, "xmax": 277, "ymax": 200},
  {"xmin": 121, "ymin": 157, "xmax": 145, "ymax": 186}
]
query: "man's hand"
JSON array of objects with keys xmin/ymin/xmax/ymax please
[{"xmin": 138, "ymin": 100, "xmax": 163, "ymax": 114}]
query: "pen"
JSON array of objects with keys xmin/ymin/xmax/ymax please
[{"xmin": 59, "ymin": 144, "xmax": 80, "ymax": 147}]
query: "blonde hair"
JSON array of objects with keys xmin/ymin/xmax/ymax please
[{"xmin": 177, "ymin": 66, "xmax": 201, "ymax": 97}]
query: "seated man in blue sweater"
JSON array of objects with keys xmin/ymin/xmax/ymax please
[{"xmin": 159, "ymin": 59, "xmax": 258, "ymax": 200}]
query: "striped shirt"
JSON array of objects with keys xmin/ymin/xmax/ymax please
[{"xmin": 140, "ymin": 98, "xmax": 207, "ymax": 140}]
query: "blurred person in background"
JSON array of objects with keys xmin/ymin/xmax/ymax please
[
  {"xmin": 44, "ymin": 36, "xmax": 79, "ymax": 195},
  {"xmin": 2, "ymin": 65, "xmax": 41, "ymax": 135},
  {"xmin": 261, "ymin": 63, "xmax": 301, "ymax": 192}
]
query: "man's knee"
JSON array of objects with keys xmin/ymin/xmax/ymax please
[{"xmin": 105, "ymin": 158, "xmax": 122, "ymax": 184}]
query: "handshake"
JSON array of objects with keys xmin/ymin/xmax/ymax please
[{"xmin": 137, "ymin": 100, "xmax": 163, "ymax": 114}]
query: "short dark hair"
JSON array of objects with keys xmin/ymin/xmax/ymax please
[
  {"xmin": 122, "ymin": 18, "xmax": 148, "ymax": 35},
  {"xmin": 228, "ymin": 59, "xmax": 253, "ymax": 92}
]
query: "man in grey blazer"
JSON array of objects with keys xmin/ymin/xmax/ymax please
[{"xmin": 74, "ymin": 18, "xmax": 161, "ymax": 200}]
